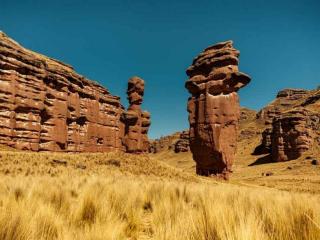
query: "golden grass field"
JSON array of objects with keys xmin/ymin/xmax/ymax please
[
  {"xmin": 0, "ymin": 146, "xmax": 319, "ymax": 240},
  {"xmin": 151, "ymin": 131, "xmax": 320, "ymax": 194}
]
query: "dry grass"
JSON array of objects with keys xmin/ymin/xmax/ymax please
[
  {"xmin": 0, "ymin": 174, "xmax": 320, "ymax": 240},
  {"xmin": 150, "ymin": 120, "xmax": 320, "ymax": 194},
  {"xmin": 0, "ymin": 150, "xmax": 197, "ymax": 182},
  {"xmin": 0, "ymin": 150, "xmax": 319, "ymax": 239}
]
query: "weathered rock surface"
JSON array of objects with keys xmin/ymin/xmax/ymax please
[
  {"xmin": 185, "ymin": 40, "xmax": 251, "ymax": 178},
  {"xmin": 271, "ymin": 109, "xmax": 314, "ymax": 161},
  {"xmin": 256, "ymin": 88, "xmax": 320, "ymax": 161},
  {"xmin": 174, "ymin": 131, "xmax": 190, "ymax": 153},
  {"xmin": 149, "ymin": 107, "xmax": 256, "ymax": 155},
  {"xmin": 122, "ymin": 77, "xmax": 150, "ymax": 153},
  {"xmin": 0, "ymin": 32, "xmax": 127, "ymax": 152}
]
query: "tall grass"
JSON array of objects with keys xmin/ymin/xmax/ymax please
[{"xmin": 0, "ymin": 175, "xmax": 319, "ymax": 240}]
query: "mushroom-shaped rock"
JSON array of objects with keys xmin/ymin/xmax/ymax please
[{"xmin": 185, "ymin": 40, "xmax": 251, "ymax": 179}]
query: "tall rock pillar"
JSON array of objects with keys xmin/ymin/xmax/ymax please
[
  {"xmin": 185, "ymin": 41, "xmax": 251, "ymax": 179},
  {"xmin": 122, "ymin": 76, "xmax": 151, "ymax": 153}
]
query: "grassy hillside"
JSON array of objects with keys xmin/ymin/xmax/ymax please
[
  {"xmin": 0, "ymin": 149, "xmax": 319, "ymax": 239},
  {"xmin": 0, "ymin": 163, "xmax": 320, "ymax": 240},
  {"xmin": 151, "ymin": 91, "xmax": 320, "ymax": 194},
  {"xmin": 150, "ymin": 113, "xmax": 320, "ymax": 194}
]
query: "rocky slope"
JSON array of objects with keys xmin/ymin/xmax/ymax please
[
  {"xmin": 150, "ymin": 107, "xmax": 257, "ymax": 154},
  {"xmin": 151, "ymin": 88, "xmax": 320, "ymax": 164},
  {"xmin": 256, "ymin": 88, "xmax": 320, "ymax": 161},
  {"xmin": 149, "ymin": 131, "xmax": 182, "ymax": 153}
]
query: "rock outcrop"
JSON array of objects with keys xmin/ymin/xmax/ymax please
[
  {"xmin": 271, "ymin": 109, "xmax": 314, "ymax": 161},
  {"xmin": 149, "ymin": 107, "xmax": 256, "ymax": 155},
  {"xmin": 185, "ymin": 40, "xmax": 251, "ymax": 178},
  {"xmin": 149, "ymin": 132, "xmax": 184, "ymax": 153},
  {"xmin": 122, "ymin": 77, "xmax": 150, "ymax": 153},
  {"xmin": 174, "ymin": 131, "xmax": 190, "ymax": 153},
  {"xmin": 0, "ymin": 32, "xmax": 152, "ymax": 153},
  {"xmin": 256, "ymin": 88, "xmax": 320, "ymax": 161}
]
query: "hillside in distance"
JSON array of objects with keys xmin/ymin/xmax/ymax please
[{"xmin": 150, "ymin": 88, "xmax": 320, "ymax": 193}]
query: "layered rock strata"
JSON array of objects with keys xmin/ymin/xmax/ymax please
[
  {"xmin": 271, "ymin": 109, "xmax": 314, "ymax": 161},
  {"xmin": 0, "ymin": 32, "xmax": 127, "ymax": 152},
  {"xmin": 174, "ymin": 131, "xmax": 190, "ymax": 153},
  {"xmin": 185, "ymin": 40, "xmax": 251, "ymax": 178},
  {"xmin": 122, "ymin": 77, "xmax": 150, "ymax": 153},
  {"xmin": 256, "ymin": 89, "xmax": 319, "ymax": 161}
]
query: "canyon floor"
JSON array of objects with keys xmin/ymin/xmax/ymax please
[{"xmin": 0, "ymin": 145, "xmax": 319, "ymax": 240}]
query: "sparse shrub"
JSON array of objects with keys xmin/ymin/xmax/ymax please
[
  {"xmin": 77, "ymin": 197, "xmax": 98, "ymax": 225},
  {"xmin": 75, "ymin": 163, "xmax": 87, "ymax": 170},
  {"xmin": 13, "ymin": 187, "xmax": 24, "ymax": 201},
  {"xmin": 51, "ymin": 159, "xmax": 67, "ymax": 166},
  {"xmin": 106, "ymin": 159, "xmax": 121, "ymax": 167}
]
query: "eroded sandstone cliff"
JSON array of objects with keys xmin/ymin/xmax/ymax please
[
  {"xmin": 0, "ymin": 32, "xmax": 151, "ymax": 152},
  {"xmin": 256, "ymin": 88, "xmax": 320, "ymax": 161}
]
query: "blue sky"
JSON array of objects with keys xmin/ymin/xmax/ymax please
[{"xmin": 1, "ymin": 0, "xmax": 319, "ymax": 139}]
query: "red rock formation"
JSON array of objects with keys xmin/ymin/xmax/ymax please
[
  {"xmin": 148, "ymin": 132, "xmax": 182, "ymax": 153},
  {"xmin": 174, "ymin": 131, "xmax": 190, "ymax": 153},
  {"xmin": 149, "ymin": 107, "xmax": 255, "ymax": 155},
  {"xmin": 122, "ymin": 77, "xmax": 150, "ymax": 153},
  {"xmin": 185, "ymin": 41, "xmax": 251, "ymax": 178},
  {"xmin": 271, "ymin": 109, "xmax": 314, "ymax": 161},
  {"xmin": 255, "ymin": 88, "xmax": 320, "ymax": 161},
  {"xmin": 0, "ymin": 32, "xmax": 125, "ymax": 152}
]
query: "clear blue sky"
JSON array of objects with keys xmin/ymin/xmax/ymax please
[{"xmin": 1, "ymin": 0, "xmax": 319, "ymax": 139}]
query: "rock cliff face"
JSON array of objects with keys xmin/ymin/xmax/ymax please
[
  {"xmin": 257, "ymin": 89, "xmax": 320, "ymax": 161},
  {"xmin": 271, "ymin": 109, "xmax": 314, "ymax": 161},
  {"xmin": 122, "ymin": 77, "xmax": 151, "ymax": 153},
  {"xmin": 0, "ymin": 32, "xmax": 151, "ymax": 153},
  {"xmin": 185, "ymin": 41, "xmax": 251, "ymax": 178}
]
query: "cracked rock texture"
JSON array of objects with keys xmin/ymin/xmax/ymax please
[{"xmin": 185, "ymin": 40, "xmax": 251, "ymax": 178}]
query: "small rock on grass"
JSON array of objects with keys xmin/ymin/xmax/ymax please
[{"xmin": 262, "ymin": 171, "xmax": 274, "ymax": 176}]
